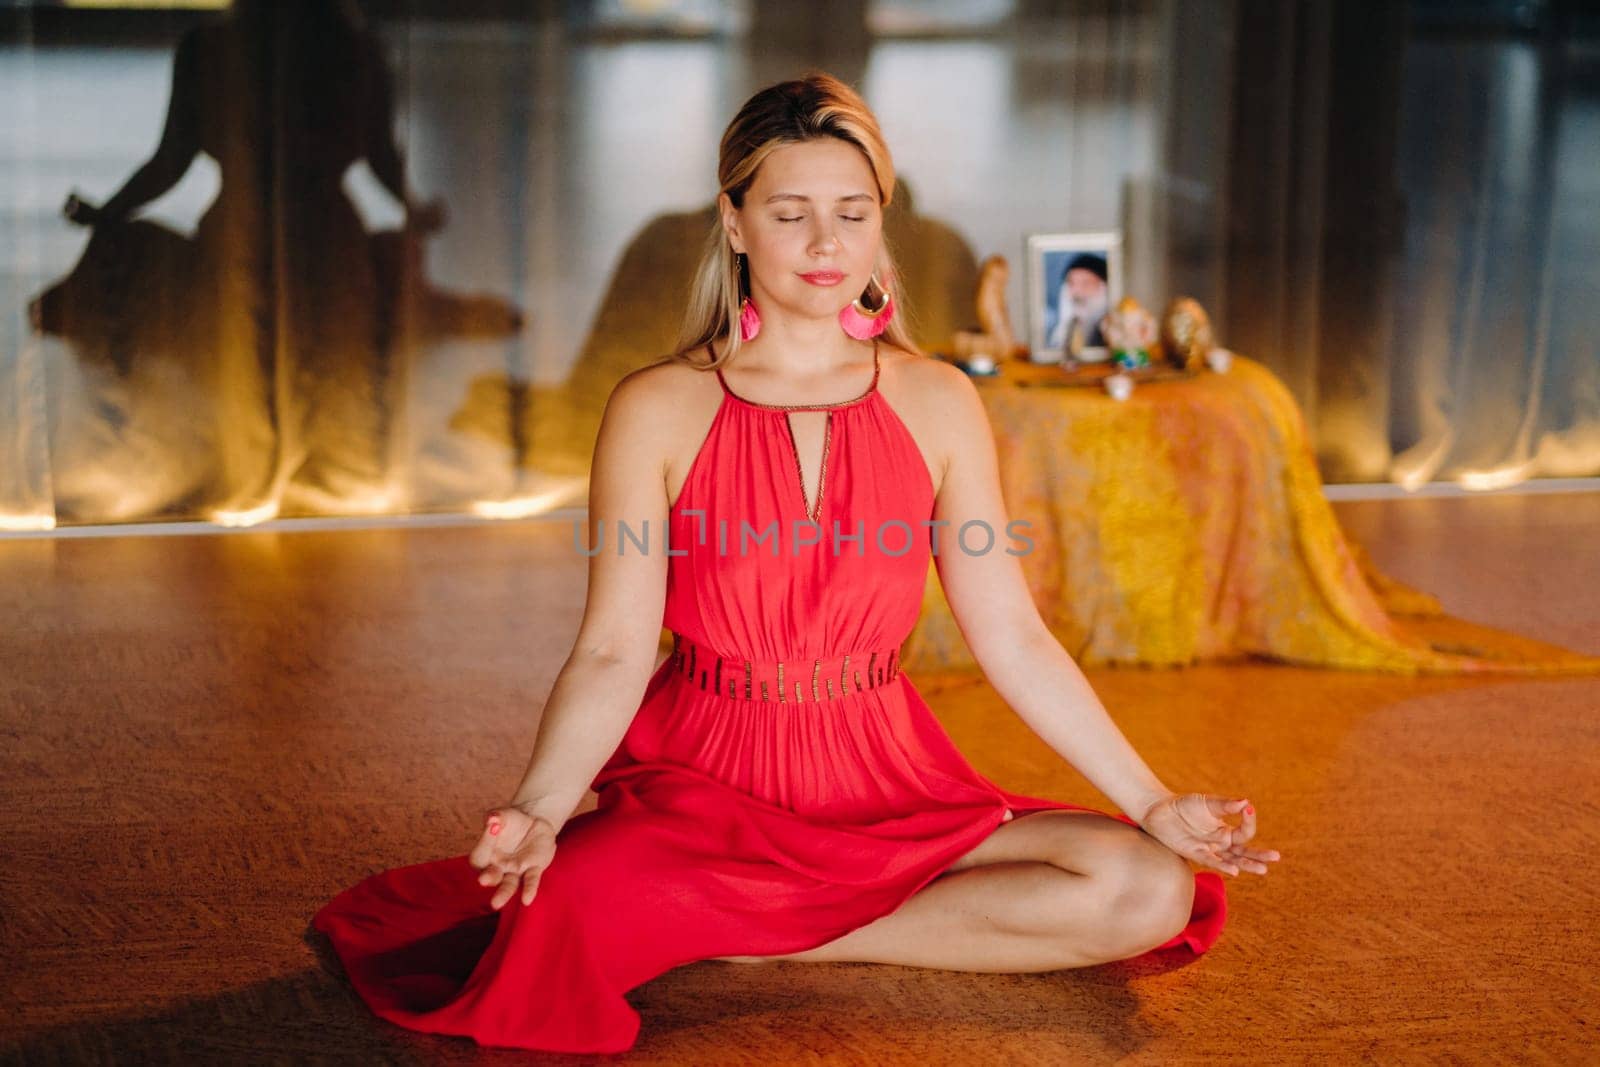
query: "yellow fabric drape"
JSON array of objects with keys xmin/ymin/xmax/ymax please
[{"xmin": 900, "ymin": 355, "xmax": 1600, "ymax": 675}]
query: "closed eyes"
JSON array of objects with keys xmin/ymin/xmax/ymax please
[{"xmin": 777, "ymin": 216, "xmax": 867, "ymax": 223}]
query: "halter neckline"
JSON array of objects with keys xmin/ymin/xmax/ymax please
[{"xmin": 711, "ymin": 337, "xmax": 881, "ymax": 412}]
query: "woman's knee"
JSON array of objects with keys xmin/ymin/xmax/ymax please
[
  {"xmin": 1076, "ymin": 831, "xmax": 1194, "ymax": 953},
  {"xmin": 975, "ymin": 811, "xmax": 1195, "ymax": 956}
]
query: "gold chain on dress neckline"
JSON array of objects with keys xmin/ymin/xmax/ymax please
[
  {"xmin": 710, "ymin": 336, "xmax": 880, "ymax": 411},
  {"xmin": 784, "ymin": 412, "xmax": 831, "ymax": 523}
]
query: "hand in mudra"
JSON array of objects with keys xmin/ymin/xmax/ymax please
[
  {"xmin": 406, "ymin": 196, "xmax": 448, "ymax": 234},
  {"xmin": 468, "ymin": 805, "xmax": 558, "ymax": 910},
  {"xmin": 62, "ymin": 192, "xmax": 105, "ymax": 227},
  {"xmin": 1138, "ymin": 793, "xmax": 1280, "ymax": 877}
]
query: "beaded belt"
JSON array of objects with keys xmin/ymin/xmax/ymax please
[{"xmin": 667, "ymin": 631, "xmax": 902, "ymax": 704}]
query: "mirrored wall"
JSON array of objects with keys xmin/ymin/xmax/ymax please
[{"xmin": 1, "ymin": 0, "xmax": 1595, "ymax": 528}]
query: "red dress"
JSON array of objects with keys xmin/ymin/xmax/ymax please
[{"xmin": 312, "ymin": 340, "xmax": 1227, "ymax": 1053}]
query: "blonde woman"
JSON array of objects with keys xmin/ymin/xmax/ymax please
[{"xmin": 313, "ymin": 71, "xmax": 1278, "ymax": 1054}]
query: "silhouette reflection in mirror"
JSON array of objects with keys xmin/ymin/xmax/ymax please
[{"xmin": 28, "ymin": 0, "xmax": 523, "ymax": 524}]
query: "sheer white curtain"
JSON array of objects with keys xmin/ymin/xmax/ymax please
[
  {"xmin": 3, "ymin": 1, "xmax": 1594, "ymax": 532},
  {"xmin": 1389, "ymin": 32, "xmax": 1600, "ymax": 488}
]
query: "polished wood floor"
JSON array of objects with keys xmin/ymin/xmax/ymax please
[{"xmin": 2, "ymin": 492, "xmax": 1597, "ymax": 1063}]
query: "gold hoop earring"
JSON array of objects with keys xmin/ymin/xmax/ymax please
[
  {"xmin": 840, "ymin": 272, "xmax": 895, "ymax": 340},
  {"xmin": 853, "ymin": 273, "xmax": 891, "ymax": 316}
]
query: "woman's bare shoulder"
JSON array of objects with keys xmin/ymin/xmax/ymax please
[
  {"xmin": 610, "ymin": 355, "xmax": 718, "ymax": 418},
  {"xmin": 881, "ymin": 344, "xmax": 981, "ymax": 419},
  {"xmin": 877, "ymin": 345, "xmax": 983, "ymax": 494},
  {"xmin": 601, "ymin": 357, "xmax": 722, "ymax": 505}
]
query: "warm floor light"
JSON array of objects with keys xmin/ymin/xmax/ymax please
[
  {"xmin": 1458, "ymin": 459, "xmax": 1537, "ymax": 492},
  {"xmin": 0, "ymin": 513, "xmax": 57, "ymax": 532},
  {"xmin": 471, "ymin": 491, "xmax": 578, "ymax": 520},
  {"xmin": 471, "ymin": 497, "xmax": 557, "ymax": 520},
  {"xmin": 471, "ymin": 474, "xmax": 589, "ymax": 520},
  {"xmin": 297, "ymin": 488, "xmax": 403, "ymax": 517},
  {"xmin": 1388, "ymin": 424, "xmax": 1459, "ymax": 494},
  {"xmin": 209, "ymin": 501, "xmax": 279, "ymax": 528}
]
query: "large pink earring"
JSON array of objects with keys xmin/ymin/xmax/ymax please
[
  {"xmin": 736, "ymin": 251, "xmax": 761, "ymax": 341},
  {"xmin": 839, "ymin": 273, "xmax": 894, "ymax": 339},
  {"xmin": 739, "ymin": 296, "xmax": 761, "ymax": 341}
]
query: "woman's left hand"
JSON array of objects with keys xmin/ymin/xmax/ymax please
[{"xmin": 1137, "ymin": 792, "xmax": 1281, "ymax": 876}]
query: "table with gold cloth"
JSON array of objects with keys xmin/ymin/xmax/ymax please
[{"xmin": 897, "ymin": 354, "xmax": 1599, "ymax": 676}]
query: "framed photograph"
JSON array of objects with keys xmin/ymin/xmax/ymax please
[{"xmin": 1025, "ymin": 231, "xmax": 1123, "ymax": 363}]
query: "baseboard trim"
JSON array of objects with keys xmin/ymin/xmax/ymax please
[{"xmin": 5, "ymin": 477, "xmax": 1599, "ymax": 540}]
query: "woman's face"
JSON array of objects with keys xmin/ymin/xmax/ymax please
[{"xmin": 719, "ymin": 138, "xmax": 883, "ymax": 322}]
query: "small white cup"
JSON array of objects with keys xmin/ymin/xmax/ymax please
[
  {"xmin": 1205, "ymin": 348, "xmax": 1233, "ymax": 374},
  {"xmin": 1104, "ymin": 373, "xmax": 1134, "ymax": 402},
  {"xmin": 966, "ymin": 354, "xmax": 995, "ymax": 374}
]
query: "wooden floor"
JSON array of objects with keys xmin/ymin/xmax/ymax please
[{"xmin": 2, "ymin": 493, "xmax": 1597, "ymax": 1063}]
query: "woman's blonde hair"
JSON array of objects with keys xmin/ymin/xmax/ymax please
[{"xmin": 664, "ymin": 70, "xmax": 922, "ymax": 369}]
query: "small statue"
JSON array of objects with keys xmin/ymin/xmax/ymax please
[
  {"xmin": 1101, "ymin": 296, "xmax": 1159, "ymax": 371},
  {"xmin": 1159, "ymin": 296, "xmax": 1217, "ymax": 370},
  {"xmin": 951, "ymin": 254, "xmax": 1027, "ymax": 363}
]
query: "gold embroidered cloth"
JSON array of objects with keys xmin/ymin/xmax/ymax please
[{"xmin": 900, "ymin": 355, "xmax": 1600, "ymax": 675}]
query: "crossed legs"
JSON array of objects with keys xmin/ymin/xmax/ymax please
[{"xmin": 715, "ymin": 810, "xmax": 1196, "ymax": 972}]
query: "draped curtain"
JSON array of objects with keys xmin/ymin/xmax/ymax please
[
  {"xmin": 1, "ymin": 0, "xmax": 1595, "ymax": 531},
  {"xmin": 1166, "ymin": 0, "xmax": 1599, "ymax": 486}
]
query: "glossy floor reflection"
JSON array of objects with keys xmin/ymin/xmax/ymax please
[{"xmin": 1, "ymin": 492, "xmax": 1595, "ymax": 1060}]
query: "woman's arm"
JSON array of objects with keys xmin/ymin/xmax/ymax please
[
  {"xmin": 921, "ymin": 360, "xmax": 1175, "ymax": 822},
  {"xmin": 357, "ymin": 34, "xmax": 442, "ymax": 228},
  {"xmin": 500, "ymin": 367, "xmax": 674, "ymax": 835},
  {"xmin": 85, "ymin": 34, "xmax": 201, "ymax": 224}
]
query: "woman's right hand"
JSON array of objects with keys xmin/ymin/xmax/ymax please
[
  {"xmin": 62, "ymin": 192, "xmax": 105, "ymax": 228},
  {"xmin": 405, "ymin": 196, "xmax": 448, "ymax": 234},
  {"xmin": 468, "ymin": 804, "xmax": 559, "ymax": 910}
]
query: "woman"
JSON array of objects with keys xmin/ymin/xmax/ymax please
[{"xmin": 313, "ymin": 71, "xmax": 1279, "ymax": 1054}]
